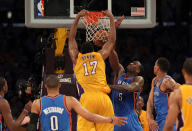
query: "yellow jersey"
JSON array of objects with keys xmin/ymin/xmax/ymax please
[
  {"xmin": 139, "ymin": 110, "xmax": 149, "ymax": 131},
  {"xmin": 180, "ymin": 84, "xmax": 192, "ymax": 131},
  {"xmin": 74, "ymin": 52, "xmax": 111, "ymax": 93}
]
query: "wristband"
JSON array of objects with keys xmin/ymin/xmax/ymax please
[{"xmin": 23, "ymin": 109, "xmax": 29, "ymax": 114}]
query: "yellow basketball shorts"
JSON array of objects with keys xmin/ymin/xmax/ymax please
[{"xmin": 77, "ymin": 91, "xmax": 114, "ymax": 131}]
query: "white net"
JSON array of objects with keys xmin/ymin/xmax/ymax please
[{"xmin": 80, "ymin": 13, "xmax": 110, "ymax": 42}]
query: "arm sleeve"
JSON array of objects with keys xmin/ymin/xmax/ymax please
[{"xmin": 27, "ymin": 113, "xmax": 39, "ymax": 131}]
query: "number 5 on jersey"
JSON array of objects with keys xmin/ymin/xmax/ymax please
[{"xmin": 83, "ymin": 61, "xmax": 98, "ymax": 76}]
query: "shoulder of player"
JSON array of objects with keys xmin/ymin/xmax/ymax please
[
  {"xmin": 118, "ymin": 64, "xmax": 125, "ymax": 74},
  {"xmin": 0, "ymin": 99, "xmax": 11, "ymax": 114},
  {"xmin": 30, "ymin": 99, "xmax": 41, "ymax": 114},
  {"xmin": 161, "ymin": 77, "xmax": 177, "ymax": 88},
  {"xmin": 170, "ymin": 88, "xmax": 181, "ymax": 99},
  {"xmin": 169, "ymin": 88, "xmax": 182, "ymax": 105},
  {"xmin": 149, "ymin": 77, "xmax": 156, "ymax": 91},
  {"xmin": 32, "ymin": 99, "xmax": 41, "ymax": 109},
  {"xmin": 0, "ymin": 98, "xmax": 9, "ymax": 109},
  {"xmin": 65, "ymin": 96, "xmax": 77, "ymax": 111},
  {"xmin": 151, "ymin": 77, "xmax": 157, "ymax": 84},
  {"xmin": 133, "ymin": 76, "xmax": 144, "ymax": 81},
  {"xmin": 152, "ymin": 77, "xmax": 156, "ymax": 82},
  {"xmin": 65, "ymin": 96, "xmax": 76, "ymax": 104},
  {"xmin": 96, "ymin": 51, "xmax": 103, "ymax": 58}
]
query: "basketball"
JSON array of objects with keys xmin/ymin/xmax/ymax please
[{"xmin": 93, "ymin": 30, "xmax": 109, "ymax": 46}]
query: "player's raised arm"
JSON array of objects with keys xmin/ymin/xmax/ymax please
[
  {"xmin": 67, "ymin": 96, "xmax": 127, "ymax": 126},
  {"xmin": 110, "ymin": 76, "xmax": 144, "ymax": 92},
  {"xmin": 109, "ymin": 50, "xmax": 125, "ymax": 80},
  {"xmin": 115, "ymin": 15, "xmax": 125, "ymax": 29},
  {"xmin": 163, "ymin": 89, "xmax": 181, "ymax": 131},
  {"xmin": 147, "ymin": 78, "xmax": 159, "ymax": 131},
  {"xmin": 99, "ymin": 10, "xmax": 116, "ymax": 60},
  {"xmin": 109, "ymin": 16, "xmax": 125, "ymax": 81},
  {"xmin": 69, "ymin": 9, "xmax": 88, "ymax": 65}
]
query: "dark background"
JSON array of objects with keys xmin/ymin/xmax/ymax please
[
  {"xmin": 44, "ymin": 0, "xmax": 145, "ymax": 17},
  {"xmin": 0, "ymin": 0, "xmax": 191, "ymax": 119}
]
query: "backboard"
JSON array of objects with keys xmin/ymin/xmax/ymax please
[{"xmin": 25, "ymin": 0, "xmax": 156, "ymax": 28}]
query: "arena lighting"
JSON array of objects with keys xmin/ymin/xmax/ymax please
[{"xmin": 7, "ymin": 11, "xmax": 12, "ymax": 19}]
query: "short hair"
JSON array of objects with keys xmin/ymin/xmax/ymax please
[
  {"xmin": 45, "ymin": 75, "xmax": 59, "ymax": 88},
  {"xmin": 137, "ymin": 61, "xmax": 144, "ymax": 75},
  {"xmin": 183, "ymin": 58, "xmax": 192, "ymax": 75},
  {"xmin": 0, "ymin": 77, "xmax": 6, "ymax": 91},
  {"xmin": 80, "ymin": 41, "xmax": 94, "ymax": 54},
  {"xmin": 157, "ymin": 57, "xmax": 170, "ymax": 72}
]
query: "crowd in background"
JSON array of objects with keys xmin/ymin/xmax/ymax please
[{"xmin": 0, "ymin": 0, "xmax": 191, "ymax": 118}]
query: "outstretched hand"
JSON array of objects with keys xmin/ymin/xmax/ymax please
[
  {"xmin": 115, "ymin": 15, "xmax": 125, "ymax": 28},
  {"xmin": 78, "ymin": 9, "xmax": 88, "ymax": 17},
  {"xmin": 102, "ymin": 10, "xmax": 114, "ymax": 18},
  {"xmin": 112, "ymin": 116, "xmax": 127, "ymax": 126}
]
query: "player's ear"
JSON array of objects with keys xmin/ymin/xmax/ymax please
[
  {"xmin": 58, "ymin": 83, "xmax": 61, "ymax": 88},
  {"xmin": 181, "ymin": 69, "xmax": 185, "ymax": 77}
]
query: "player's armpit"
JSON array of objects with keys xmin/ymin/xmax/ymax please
[{"xmin": 163, "ymin": 89, "xmax": 181, "ymax": 131}]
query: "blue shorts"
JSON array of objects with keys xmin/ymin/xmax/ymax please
[{"xmin": 114, "ymin": 113, "xmax": 142, "ymax": 131}]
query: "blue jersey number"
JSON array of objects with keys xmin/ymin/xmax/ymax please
[
  {"xmin": 50, "ymin": 116, "xmax": 58, "ymax": 130},
  {"xmin": 118, "ymin": 93, "xmax": 123, "ymax": 101}
]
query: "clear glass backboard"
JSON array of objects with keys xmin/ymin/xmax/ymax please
[{"xmin": 25, "ymin": 0, "xmax": 156, "ymax": 28}]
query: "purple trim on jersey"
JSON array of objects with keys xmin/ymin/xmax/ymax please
[
  {"xmin": 77, "ymin": 82, "xmax": 84, "ymax": 97},
  {"xmin": 177, "ymin": 112, "xmax": 184, "ymax": 131}
]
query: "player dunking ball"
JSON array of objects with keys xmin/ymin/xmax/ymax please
[
  {"xmin": 164, "ymin": 58, "xmax": 192, "ymax": 131},
  {"xmin": 93, "ymin": 16, "xmax": 125, "ymax": 47},
  {"xmin": 27, "ymin": 75, "xmax": 127, "ymax": 131},
  {"xmin": 109, "ymin": 50, "xmax": 144, "ymax": 131},
  {"xmin": 68, "ymin": 9, "xmax": 118, "ymax": 131}
]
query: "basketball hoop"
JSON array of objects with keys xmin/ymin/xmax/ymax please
[{"xmin": 80, "ymin": 11, "xmax": 110, "ymax": 42}]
